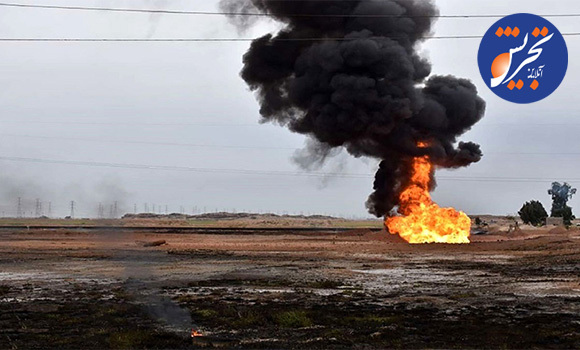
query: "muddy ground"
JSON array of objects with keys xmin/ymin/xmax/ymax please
[{"xmin": 1, "ymin": 226, "xmax": 579, "ymax": 349}]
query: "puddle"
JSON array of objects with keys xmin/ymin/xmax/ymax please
[{"xmin": 0, "ymin": 272, "xmax": 60, "ymax": 281}]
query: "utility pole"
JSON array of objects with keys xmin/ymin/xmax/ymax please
[
  {"xmin": 134, "ymin": 203, "xmax": 137, "ymax": 214},
  {"xmin": 70, "ymin": 201, "xmax": 75, "ymax": 219},
  {"xmin": 113, "ymin": 201, "xmax": 118, "ymax": 218},
  {"xmin": 17, "ymin": 197, "xmax": 22, "ymax": 218},
  {"xmin": 35, "ymin": 199, "xmax": 41, "ymax": 217},
  {"xmin": 48, "ymin": 202, "xmax": 52, "ymax": 218},
  {"xmin": 165, "ymin": 205, "xmax": 168, "ymax": 214}
]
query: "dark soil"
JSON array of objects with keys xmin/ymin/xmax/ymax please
[{"xmin": 0, "ymin": 227, "xmax": 579, "ymax": 349}]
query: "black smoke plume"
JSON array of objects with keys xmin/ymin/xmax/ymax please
[{"xmin": 221, "ymin": 0, "xmax": 486, "ymax": 217}]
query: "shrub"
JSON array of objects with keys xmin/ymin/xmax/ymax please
[
  {"xmin": 518, "ymin": 200, "xmax": 548, "ymax": 226},
  {"xmin": 551, "ymin": 206, "xmax": 575, "ymax": 226}
]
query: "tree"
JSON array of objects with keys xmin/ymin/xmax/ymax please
[
  {"xmin": 518, "ymin": 200, "xmax": 548, "ymax": 226},
  {"xmin": 548, "ymin": 182, "xmax": 576, "ymax": 225},
  {"xmin": 551, "ymin": 206, "xmax": 575, "ymax": 226}
]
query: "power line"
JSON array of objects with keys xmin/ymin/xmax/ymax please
[
  {"xmin": 0, "ymin": 155, "xmax": 369, "ymax": 178},
  {"xmin": 2, "ymin": 34, "xmax": 580, "ymax": 42},
  {"xmin": 0, "ymin": 37, "xmax": 483, "ymax": 42},
  {"xmin": 1, "ymin": 133, "xmax": 579, "ymax": 156},
  {"xmin": 2, "ymin": 33, "xmax": 580, "ymax": 42},
  {"xmin": 0, "ymin": 133, "xmax": 297, "ymax": 150},
  {"xmin": 3, "ymin": 2, "xmax": 580, "ymax": 19},
  {"xmin": 1, "ymin": 120, "xmax": 580, "ymax": 127},
  {"xmin": 0, "ymin": 120, "xmax": 257, "ymax": 127},
  {"xmin": 0, "ymin": 155, "xmax": 576, "ymax": 183}
]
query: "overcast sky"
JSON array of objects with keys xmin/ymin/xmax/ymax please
[{"xmin": 0, "ymin": 0, "xmax": 579, "ymax": 218}]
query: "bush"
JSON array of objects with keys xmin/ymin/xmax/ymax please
[
  {"xmin": 551, "ymin": 206, "xmax": 575, "ymax": 226},
  {"xmin": 518, "ymin": 200, "xmax": 548, "ymax": 226}
]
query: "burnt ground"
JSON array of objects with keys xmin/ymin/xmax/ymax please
[{"xmin": 0, "ymin": 227, "xmax": 579, "ymax": 349}]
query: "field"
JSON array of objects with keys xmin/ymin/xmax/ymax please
[
  {"xmin": 1, "ymin": 218, "xmax": 579, "ymax": 349},
  {"xmin": 0, "ymin": 214, "xmax": 382, "ymax": 229}
]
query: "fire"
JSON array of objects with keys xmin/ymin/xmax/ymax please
[
  {"xmin": 191, "ymin": 329, "xmax": 203, "ymax": 337},
  {"xmin": 385, "ymin": 143, "xmax": 471, "ymax": 244}
]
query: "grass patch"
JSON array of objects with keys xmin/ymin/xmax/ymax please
[
  {"xmin": 233, "ymin": 310, "xmax": 266, "ymax": 328},
  {"xmin": 109, "ymin": 330, "xmax": 153, "ymax": 349},
  {"xmin": 194, "ymin": 308, "xmax": 218, "ymax": 318},
  {"xmin": 274, "ymin": 310, "xmax": 313, "ymax": 328}
]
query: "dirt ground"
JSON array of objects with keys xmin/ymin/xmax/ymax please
[{"xmin": 1, "ymin": 225, "xmax": 579, "ymax": 349}]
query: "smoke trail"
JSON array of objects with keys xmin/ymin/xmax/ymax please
[
  {"xmin": 123, "ymin": 254, "xmax": 192, "ymax": 337},
  {"xmin": 221, "ymin": 0, "xmax": 485, "ymax": 217}
]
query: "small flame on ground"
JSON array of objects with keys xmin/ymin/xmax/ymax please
[
  {"xmin": 385, "ymin": 143, "xmax": 471, "ymax": 244},
  {"xmin": 191, "ymin": 329, "xmax": 203, "ymax": 337}
]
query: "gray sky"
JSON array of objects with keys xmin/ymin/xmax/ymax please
[{"xmin": 1, "ymin": 0, "xmax": 579, "ymax": 218}]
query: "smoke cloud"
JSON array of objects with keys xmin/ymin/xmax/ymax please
[{"xmin": 221, "ymin": 0, "xmax": 485, "ymax": 217}]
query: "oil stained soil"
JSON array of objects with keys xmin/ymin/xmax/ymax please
[{"xmin": 1, "ymin": 228, "xmax": 579, "ymax": 349}]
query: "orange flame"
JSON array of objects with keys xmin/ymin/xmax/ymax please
[
  {"xmin": 385, "ymin": 143, "xmax": 471, "ymax": 244},
  {"xmin": 191, "ymin": 329, "xmax": 204, "ymax": 337}
]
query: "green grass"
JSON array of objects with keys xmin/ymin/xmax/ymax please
[
  {"xmin": 232, "ymin": 310, "xmax": 265, "ymax": 328},
  {"xmin": 340, "ymin": 314, "xmax": 401, "ymax": 328},
  {"xmin": 274, "ymin": 310, "xmax": 313, "ymax": 328},
  {"xmin": 194, "ymin": 309, "xmax": 218, "ymax": 318}
]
